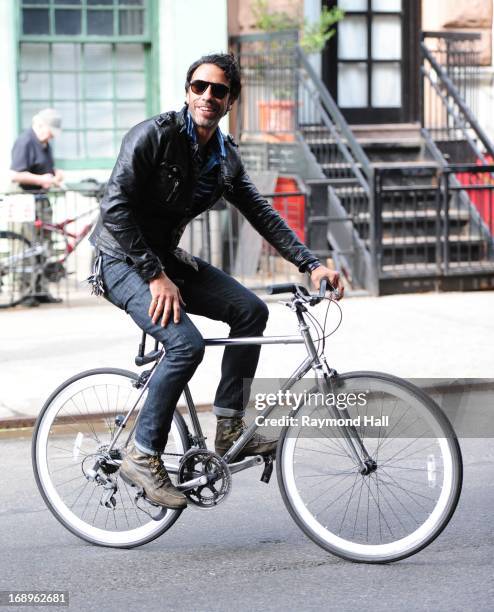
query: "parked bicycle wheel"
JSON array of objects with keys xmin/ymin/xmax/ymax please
[
  {"xmin": 0, "ymin": 231, "xmax": 33, "ymax": 308},
  {"xmin": 277, "ymin": 372, "xmax": 462, "ymax": 563},
  {"xmin": 32, "ymin": 368, "xmax": 190, "ymax": 548}
]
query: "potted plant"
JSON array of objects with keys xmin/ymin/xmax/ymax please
[{"xmin": 252, "ymin": 0, "xmax": 344, "ymax": 140}]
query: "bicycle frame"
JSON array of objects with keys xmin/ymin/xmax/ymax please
[
  {"xmin": 34, "ymin": 206, "xmax": 99, "ymax": 264},
  {"xmin": 104, "ymin": 303, "xmax": 373, "ymax": 475}
]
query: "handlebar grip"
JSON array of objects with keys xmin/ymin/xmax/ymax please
[
  {"xmin": 319, "ymin": 278, "xmax": 328, "ymax": 298},
  {"xmin": 266, "ymin": 283, "xmax": 309, "ymax": 296}
]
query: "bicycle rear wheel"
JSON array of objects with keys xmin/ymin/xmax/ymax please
[
  {"xmin": 277, "ymin": 372, "xmax": 462, "ymax": 563},
  {"xmin": 0, "ymin": 231, "xmax": 33, "ymax": 308},
  {"xmin": 32, "ymin": 368, "xmax": 190, "ymax": 548}
]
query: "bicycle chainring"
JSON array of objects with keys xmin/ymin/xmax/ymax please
[
  {"xmin": 177, "ymin": 449, "xmax": 231, "ymax": 509},
  {"xmin": 43, "ymin": 261, "xmax": 66, "ymax": 282}
]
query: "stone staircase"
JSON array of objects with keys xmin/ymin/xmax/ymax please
[{"xmin": 301, "ymin": 122, "xmax": 494, "ymax": 291}]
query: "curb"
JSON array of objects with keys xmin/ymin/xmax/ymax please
[{"xmin": 0, "ymin": 403, "xmax": 214, "ymax": 434}]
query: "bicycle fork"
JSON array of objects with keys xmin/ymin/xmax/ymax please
[{"xmin": 298, "ymin": 313, "xmax": 376, "ymax": 476}]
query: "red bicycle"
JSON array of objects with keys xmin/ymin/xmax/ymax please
[{"xmin": 0, "ymin": 180, "xmax": 105, "ymax": 308}]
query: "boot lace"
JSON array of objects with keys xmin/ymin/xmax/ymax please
[{"xmin": 148, "ymin": 455, "xmax": 171, "ymax": 486}]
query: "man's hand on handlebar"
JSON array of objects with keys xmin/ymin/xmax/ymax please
[
  {"xmin": 310, "ymin": 265, "xmax": 344, "ymax": 300},
  {"xmin": 148, "ymin": 272, "xmax": 186, "ymax": 326}
]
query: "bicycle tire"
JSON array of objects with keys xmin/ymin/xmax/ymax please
[
  {"xmin": 276, "ymin": 371, "xmax": 462, "ymax": 563},
  {"xmin": 0, "ymin": 231, "xmax": 32, "ymax": 308},
  {"xmin": 32, "ymin": 368, "xmax": 191, "ymax": 548}
]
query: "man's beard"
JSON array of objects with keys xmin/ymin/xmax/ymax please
[{"xmin": 190, "ymin": 102, "xmax": 222, "ymax": 129}]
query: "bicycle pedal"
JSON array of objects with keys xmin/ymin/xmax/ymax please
[{"xmin": 260, "ymin": 454, "xmax": 275, "ymax": 484}]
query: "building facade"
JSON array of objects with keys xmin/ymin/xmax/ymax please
[{"xmin": 0, "ymin": 0, "xmax": 228, "ymax": 189}]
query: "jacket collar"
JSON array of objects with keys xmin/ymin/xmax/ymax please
[{"xmin": 182, "ymin": 105, "xmax": 226, "ymax": 159}]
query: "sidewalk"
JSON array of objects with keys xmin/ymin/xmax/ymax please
[{"xmin": 1, "ymin": 288, "xmax": 493, "ymax": 427}]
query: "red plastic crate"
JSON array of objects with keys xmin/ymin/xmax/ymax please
[
  {"xmin": 272, "ymin": 177, "xmax": 305, "ymax": 242},
  {"xmin": 456, "ymin": 155, "xmax": 494, "ymax": 234}
]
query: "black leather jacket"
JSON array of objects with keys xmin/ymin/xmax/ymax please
[{"xmin": 89, "ymin": 106, "xmax": 319, "ymax": 281}]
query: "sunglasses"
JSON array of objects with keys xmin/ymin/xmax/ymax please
[{"xmin": 189, "ymin": 80, "xmax": 230, "ymax": 100}]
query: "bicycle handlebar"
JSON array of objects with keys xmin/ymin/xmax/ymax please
[
  {"xmin": 266, "ymin": 277, "xmax": 336, "ymax": 303},
  {"xmin": 266, "ymin": 283, "xmax": 309, "ymax": 296}
]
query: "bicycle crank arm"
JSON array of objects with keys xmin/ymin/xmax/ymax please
[
  {"xmin": 228, "ymin": 455, "xmax": 264, "ymax": 474},
  {"xmin": 176, "ymin": 474, "xmax": 208, "ymax": 491}
]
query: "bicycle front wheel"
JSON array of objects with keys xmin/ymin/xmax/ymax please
[
  {"xmin": 32, "ymin": 368, "xmax": 190, "ymax": 548},
  {"xmin": 277, "ymin": 372, "xmax": 462, "ymax": 563},
  {"xmin": 0, "ymin": 231, "xmax": 33, "ymax": 308}
]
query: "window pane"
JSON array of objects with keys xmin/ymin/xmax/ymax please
[
  {"xmin": 338, "ymin": 63, "xmax": 367, "ymax": 108},
  {"xmin": 338, "ymin": 0, "xmax": 367, "ymax": 10},
  {"xmin": 86, "ymin": 131, "xmax": 115, "ymax": 157},
  {"xmin": 21, "ymin": 102, "xmax": 42, "ymax": 130},
  {"xmin": 372, "ymin": 16, "xmax": 401, "ymax": 60},
  {"xmin": 119, "ymin": 10, "xmax": 144, "ymax": 35},
  {"xmin": 54, "ymin": 132, "xmax": 81, "ymax": 159},
  {"xmin": 85, "ymin": 73, "xmax": 113, "ymax": 99},
  {"xmin": 372, "ymin": 63, "xmax": 401, "ymax": 107},
  {"xmin": 87, "ymin": 10, "xmax": 114, "ymax": 35},
  {"xmin": 85, "ymin": 102, "xmax": 113, "ymax": 128},
  {"xmin": 116, "ymin": 72, "xmax": 145, "ymax": 98},
  {"xmin": 338, "ymin": 17, "xmax": 367, "ymax": 60},
  {"xmin": 22, "ymin": 9, "xmax": 50, "ymax": 35},
  {"xmin": 54, "ymin": 0, "xmax": 81, "ymax": 4},
  {"xmin": 115, "ymin": 44, "xmax": 144, "ymax": 69},
  {"xmin": 55, "ymin": 101, "xmax": 82, "ymax": 130},
  {"xmin": 55, "ymin": 9, "xmax": 82, "ymax": 35},
  {"xmin": 84, "ymin": 44, "xmax": 113, "ymax": 70},
  {"xmin": 20, "ymin": 72, "xmax": 51, "ymax": 100},
  {"xmin": 52, "ymin": 44, "xmax": 81, "ymax": 70},
  {"xmin": 22, "ymin": 1, "xmax": 49, "ymax": 4},
  {"xmin": 53, "ymin": 73, "xmax": 81, "ymax": 100},
  {"xmin": 120, "ymin": 1, "xmax": 144, "ymax": 5},
  {"xmin": 372, "ymin": 0, "xmax": 401, "ymax": 11},
  {"xmin": 88, "ymin": 0, "xmax": 113, "ymax": 4},
  {"xmin": 116, "ymin": 101, "xmax": 146, "ymax": 128},
  {"xmin": 21, "ymin": 43, "xmax": 50, "ymax": 70}
]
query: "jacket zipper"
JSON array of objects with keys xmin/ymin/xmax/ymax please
[{"xmin": 166, "ymin": 179, "xmax": 180, "ymax": 202}]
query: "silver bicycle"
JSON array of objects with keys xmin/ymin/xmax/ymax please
[{"xmin": 32, "ymin": 281, "xmax": 462, "ymax": 563}]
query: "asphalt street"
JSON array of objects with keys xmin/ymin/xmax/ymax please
[
  {"xmin": 0, "ymin": 417, "xmax": 493, "ymax": 612},
  {"xmin": 1, "ymin": 289, "xmax": 493, "ymax": 611}
]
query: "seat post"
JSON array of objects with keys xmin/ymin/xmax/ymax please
[{"xmin": 138, "ymin": 331, "xmax": 147, "ymax": 359}]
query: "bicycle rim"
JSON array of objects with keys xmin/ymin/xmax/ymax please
[
  {"xmin": 33, "ymin": 368, "xmax": 189, "ymax": 548},
  {"xmin": 0, "ymin": 231, "xmax": 33, "ymax": 308},
  {"xmin": 277, "ymin": 372, "xmax": 462, "ymax": 563}
]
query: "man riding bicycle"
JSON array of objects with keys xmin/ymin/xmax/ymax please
[{"xmin": 89, "ymin": 53, "xmax": 343, "ymax": 510}]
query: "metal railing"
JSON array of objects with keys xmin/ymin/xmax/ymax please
[
  {"xmin": 0, "ymin": 185, "xmax": 308, "ymax": 307},
  {"xmin": 421, "ymin": 31, "xmax": 494, "ymax": 164},
  {"xmin": 373, "ymin": 165, "xmax": 494, "ymax": 278},
  {"xmin": 230, "ymin": 31, "xmax": 376, "ymax": 293},
  {"xmin": 182, "ymin": 191, "xmax": 309, "ymax": 289},
  {"xmin": 0, "ymin": 185, "xmax": 102, "ymax": 305}
]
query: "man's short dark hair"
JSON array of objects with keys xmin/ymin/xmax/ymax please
[{"xmin": 185, "ymin": 53, "xmax": 241, "ymax": 103}]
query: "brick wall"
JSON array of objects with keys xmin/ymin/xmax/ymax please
[
  {"xmin": 228, "ymin": 0, "xmax": 303, "ymax": 35},
  {"xmin": 422, "ymin": 0, "xmax": 493, "ymax": 65}
]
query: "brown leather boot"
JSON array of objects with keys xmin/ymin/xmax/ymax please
[
  {"xmin": 215, "ymin": 417, "xmax": 277, "ymax": 459},
  {"xmin": 119, "ymin": 445, "xmax": 187, "ymax": 509}
]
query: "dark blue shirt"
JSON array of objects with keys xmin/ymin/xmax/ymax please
[
  {"xmin": 185, "ymin": 110, "xmax": 226, "ymax": 208},
  {"xmin": 11, "ymin": 128, "xmax": 55, "ymax": 192}
]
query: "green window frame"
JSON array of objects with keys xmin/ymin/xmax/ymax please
[{"xmin": 16, "ymin": 0, "xmax": 159, "ymax": 170}]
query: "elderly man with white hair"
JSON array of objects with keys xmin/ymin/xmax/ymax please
[
  {"xmin": 10, "ymin": 108, "xmax": 64, "ymax": 191},
  {"xmin": 10, "ymin": 108, "xmax": 64, "ymax": 305}
]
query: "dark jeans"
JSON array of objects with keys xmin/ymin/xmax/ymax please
[{"xmin": 101, "ymin": 252, "xmax": 269, "ymax": 455}]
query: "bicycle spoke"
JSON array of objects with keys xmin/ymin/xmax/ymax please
[
  {"xmin": 281, "ymin": 373, "xmax": 461, "ymax": 559},
  {"xmin": 337, "ymin": 471, "xmax": 360, "ymax": 535},
  {"xmin": 35, "ymin": 371, "xmax": 187, "ymax": 546}
]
